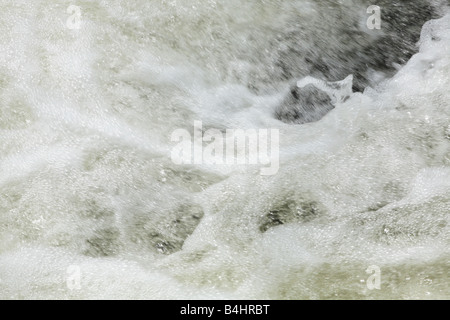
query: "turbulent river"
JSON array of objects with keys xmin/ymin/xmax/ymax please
[{"xmin": 0, "ymin": 0, "xmax": 449, "ymax": 299}]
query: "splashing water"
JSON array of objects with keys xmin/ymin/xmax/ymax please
[{"xmin": 0, "ymin": 0, "xmax": 449, "ymax": 299}]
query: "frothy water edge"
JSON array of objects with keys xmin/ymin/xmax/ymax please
[{"xmin": 0, "ymin": 1, "xmax": 449, "ymax": 299}]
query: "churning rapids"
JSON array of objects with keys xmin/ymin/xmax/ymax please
[{"xmin": 0, "ymin": 1, "xmax": 449, "ymax": 299}]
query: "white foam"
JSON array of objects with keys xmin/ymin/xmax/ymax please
[{"xmin": 0, "ymin": 1, "xmax": 449, "ymax": 299}]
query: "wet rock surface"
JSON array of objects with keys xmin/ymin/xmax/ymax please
[{"xmin": 275, "ymin": 84, "xmax": 335, "ymax": 125}]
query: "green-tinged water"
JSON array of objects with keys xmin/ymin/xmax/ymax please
[{"xmin": 0, "ymin": 0, "xmax": 449, "ymax": 299}]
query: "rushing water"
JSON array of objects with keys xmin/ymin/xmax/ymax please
[{"xmin": 0, "ymin": 0, "xmax": 449, "ymax": 299}]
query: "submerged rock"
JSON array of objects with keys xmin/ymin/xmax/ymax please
[
  {"xmin": 275, "ymin": 84, "xmax": 334, "ymax": 125},
  {"xmin": 275, "ymin": 75, "xmax": 353, "ymax": 125},
  {"xmin": 259, "ymin": 197, "xmax": 325, "ymax": 232}
]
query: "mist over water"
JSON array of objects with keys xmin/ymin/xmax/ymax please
[{"xmin": 0, "ymin": 1, "xmax": 449, "ymax": 299}]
